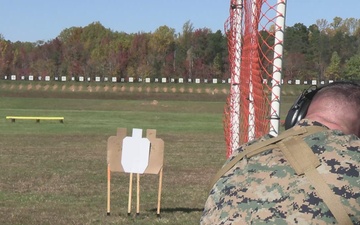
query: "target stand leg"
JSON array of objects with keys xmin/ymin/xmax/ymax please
[
  {"xmin": 136, "ymin": 173, "xmax": 140, "ymax": 216},
  {"xmin": 156, "ymin": 168, "xmax": 163, "ymax": 218},
  {"xmin": 107, "ymin": 165, "xmax": 111, "ymax": 216},
  {"xmin": 127, "ymin": 173, "xmax": 133, "ymax": 216}
]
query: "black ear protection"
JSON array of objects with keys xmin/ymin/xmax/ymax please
[
  {"xmin": 284, "ymin": 85, "xmax": 318, "ymax": 130},
  {"xmin": 284, "ymin": 81, "xmax": 360, "ymax": 130}
]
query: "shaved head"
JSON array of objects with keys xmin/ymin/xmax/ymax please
[{"xmin": 306, "ymin": 82, "xmax": 360, "ymax": 137}]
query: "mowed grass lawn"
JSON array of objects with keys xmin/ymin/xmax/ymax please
[{"xmin": 0, "ymin": 83, "xmax": 299, "ymax": 225}]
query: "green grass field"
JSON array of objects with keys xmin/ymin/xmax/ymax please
[{"xmin": 0, "ymin": 81, "xmax": 300, "ymax": 225}]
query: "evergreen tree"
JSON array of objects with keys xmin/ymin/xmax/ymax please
[
  {"xmin": 344, "ymin": 54, "xmax": 360, "ymax": 80},
  {"xmin": 325, "ymin": 51, "xmax": 341, "ymax": 80}
]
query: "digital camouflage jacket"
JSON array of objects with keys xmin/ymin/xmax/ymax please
[{"xmin": 201, "ymin": 119, "xmax": 359, "ymax": 225}]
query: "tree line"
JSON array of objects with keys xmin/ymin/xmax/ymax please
[{"xmin": 1, "ymin": 17, "xmax": 360, "ymax": 82}]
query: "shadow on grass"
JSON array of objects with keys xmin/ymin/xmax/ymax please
[{"xmin": 150, "ymin": 207, "xmax": 204, "ymax": 213}]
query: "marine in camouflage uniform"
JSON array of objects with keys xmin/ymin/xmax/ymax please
[{"xmin": 200, "ymin": 119, "xmax": 359, "ymax": 224}]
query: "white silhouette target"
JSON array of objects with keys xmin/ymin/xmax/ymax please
[{"xmin": 121, "ymin": 128, "xmax": 150, "ymax": 174}]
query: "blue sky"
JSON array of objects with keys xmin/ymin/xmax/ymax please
[{"xmin": 1, "ymin": 0, "xmax": 359, "ymax": 43}]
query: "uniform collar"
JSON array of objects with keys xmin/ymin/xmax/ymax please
[{"xmin": 296, "ymin": 119, "xmax": 330, "ymax": 130}]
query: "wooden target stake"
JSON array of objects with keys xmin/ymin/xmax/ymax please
[
  {"xmin": 157, "ymin": 168, "xmax": 163, "ymax": 217},
  {"xmin": 136, "ymin": 173, "xmax": 140, "ymax": 215},
  {"xmin": 127, "ymin": 173, "xmax": 133, "ymax": 215},
  {"xmin": 107, "ymin": 164, "xmax": 111, "ymax": 215}
]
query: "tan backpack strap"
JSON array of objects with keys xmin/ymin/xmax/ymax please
[
  {"xmin": 209, "ymin": 125, "xmax": 327, "ymax": 189},
  {"xmin": 279, "ymin": 137, "xmax": 353, "ymax": 225},
  {"xmin": 278, "ymin": 136, "xmax": 320, "ymax": 175},
  {"xmin": 245, "ymin": 125, "xmax": 327, "ymax": 153}
]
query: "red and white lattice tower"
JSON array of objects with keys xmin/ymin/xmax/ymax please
[{"xmin": 224, "ymin": 0, "xmax": 287, "ymax": 157}]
